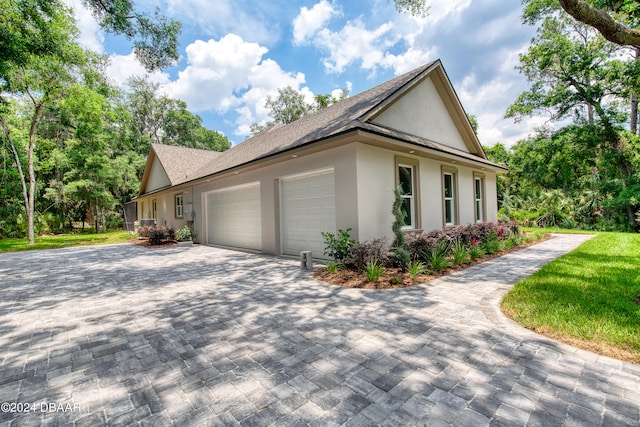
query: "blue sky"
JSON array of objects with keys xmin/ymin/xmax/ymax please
[{"xmin": 65, "ymin": 0, "xmax": 547, "ymax": 147}]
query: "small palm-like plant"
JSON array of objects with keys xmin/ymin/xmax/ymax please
[
  {"xmin": 469, "ymin": 243, "xmax": 485, "ymax": 259},
  {"xmin": 326, "ymin": 261, "xmax": 342, "ymax": 274},
  {"xmin": 365, "ymin": 260, "xmax": 385, "ymax": 282},
  {"xmin": 451, "ymin": 240, "xmax": 469, "ymax": 264},
  {"xmin": 427, "ymin": 242, "xmax": 451, "ymax": 271},
  {"xmin": 408, "ymin": 260, "xmax": 425, "ymax": 281},
  {"xmin": 483, "ymin": 235, "xmax": 501, "ymax": 254}
]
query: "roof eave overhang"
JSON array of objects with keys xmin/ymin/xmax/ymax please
[
  {"xmin": 353, "ymin": 128, "xmax": 508, "ymax": 173},
  {"xmin": 136, "ymin": 123, "xmax": 506, "ymax": 199}
]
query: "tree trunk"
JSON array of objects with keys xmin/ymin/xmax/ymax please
[
  {"xmin": 631, "ymin": 95, "xmax": 638, "ymax": 135},
  {"xmin": 0, "ymin": 116, "xmax": 30, "ymax": 239},
  {"xmin": 27, "ymin": 103, "xmax": 44, "ymax": 245},
  {"xmin": 631, "ymin": 48, "xmax": 640, "ymax": 135}
]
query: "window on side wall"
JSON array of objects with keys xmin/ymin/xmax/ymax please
[
  {"xmin": 152, "ymin": 199, "xmax": 157, "ymax": 219},
  {"xmin": 442, "ymin": 167, "xmax": 458, "ymax": 227},
  {"xmin": 395, "ymin": 157, "xmax": 420, "ymax": 230},
  {"xmin": 175, "ymin": 194, "xmax": 184, "ymax": 218},
  {"xmin": 474, "ymin": 174, "xmax": 485, "ymax": 223}
]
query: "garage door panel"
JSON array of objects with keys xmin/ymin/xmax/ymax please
[
  {"xmin": 207, "ymin": 183, "xmax": 261, "ymax": 251},
  {"xmin": 281, "ymin": 170, "xmax": 335, "ymax": 258}
]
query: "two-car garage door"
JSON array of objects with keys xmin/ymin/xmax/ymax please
[{"xmin": 205, "ymin": 169, "xmax": 336, "ymax": 257}]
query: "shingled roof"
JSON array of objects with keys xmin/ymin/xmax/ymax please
[
  {"xmin": 151, "ymin": 144, "xmax": 222, "ymax": 186},
  {"xmin": 138, "ymin": 144, "xmax": 222, "ymax": 195},
  {"xmin": 140, "ymin": 60, "xmax": 502, "ymax": 196},
  {"xmin": 186, "ymin": 61, "xmax": 446, "ymax": 182}
]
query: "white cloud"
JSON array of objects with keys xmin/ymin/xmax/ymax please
[
  {"xmin": 107, "ymin": 53, "xmax": 170, "ymax": 88},
  {"xmin": 163, "ymin": 34, "xmax": 309, "ymax": 136},
  {"xmin": 64, "ymin": 0, "xmax": 104, "ymax": 52},
  {"xmin": 316, "ymin": 20, "xmax": 396, "ymax": 73},
  {"xmin": 293, "ymin": 0, "xmax": 337, "ymax": 45},
  {"xmin": 457, "ymin": 72, "xmax": 549, "ymax": 147},
  {"xmin": 381, "ymin": 46, "xmax": 437, "ymax": 75},
  {"xmin": 426, "ymin": 0, "xmax": 472, "ymax": 25},
  {"xmin": 163, "ymin": 0, "xmax": 277, "ymax": 45}
]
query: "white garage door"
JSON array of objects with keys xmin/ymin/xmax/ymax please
[
  {"xmin": 206, "ymin": 183, "xmax": 261, "ymax": 250},
  {"xmin": 281, "ymin": 169, "xmax": 336, "ymax": 258}
]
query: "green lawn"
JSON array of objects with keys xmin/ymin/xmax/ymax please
[
  {"xmin": 502, "ymin": 232, "xmax": 640, "ymax": 364},
  {"xmin": 521, "ymin": 226, "xmax": 596, "ymax": 235},
  {"xmin": 0, "ymin": 230, "xmax": 133, "ymax": 253}
]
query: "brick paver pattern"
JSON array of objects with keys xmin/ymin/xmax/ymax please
[{"xmin": 0, "ymin": 234, "xmax": 639, "ymax": 426}]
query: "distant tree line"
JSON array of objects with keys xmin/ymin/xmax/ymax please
[
  {"xmin": 484, "ymin": 1, "xmax": 640, "ymax": 231},
  {"xmin": 0, "ymin": 0, "xmax": 228, "ymax": 242}
]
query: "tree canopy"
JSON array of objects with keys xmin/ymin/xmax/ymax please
[{"xmin": 249, "ymin": 86, "xmax": 349, "ymax": 137}]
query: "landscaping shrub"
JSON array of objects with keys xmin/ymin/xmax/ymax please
[
  {"xmin": 321, "ymin": 228, "xmax": 357, "ymax": 262},
  {"xmin": 483, "ymin": 234, "xmax": 502, "ymax": 254},
  {"xmin": 469, "ymin": 244, "xmax": 485, "ymax": 259},
  {"xmin": 326, "ymin": 261, "xmax": 342, "ymax": 273},
  {"xmin": 347, "ymin": 238, "xmax": 389, "ymax": 271},
  {"xmin": 141, "ymin": 225, "xmax": 175, "ymax": 245},
  {"xmin": 451, "ymin": 240, "xmax": 469, "ymax": 264},
  {"xmin": 365, "ymin": 260, "xmax": 385, "ymax": 281},
  {"xmin": 404, "ymin": 221, "xmax": 519, "ymax": 261},
  {"xmin": 405, "ymin": 235, "xmax": 439, "ymax": 262},
  {"xmin": 176, "ymin": 225, "xmax": 192, "ymax": 241},
  {"xmin": 426, "ymin": 242, "xmax": 451, "ymax": 271},
  {"xmin": 389, "ymin": 246, "xmax": 411, "ymax": 272},
  {"xmin": 408, "ymin": 260, "xmax": 426, "ymax": 279}
]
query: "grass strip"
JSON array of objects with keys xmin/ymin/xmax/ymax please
[
  {"xmin": 502, "ymin": 232, "xmax": 640, "ymax": 364},
  {"xmin": 0, "ymin": 230, "xmax": 132, "ymax": 253}
]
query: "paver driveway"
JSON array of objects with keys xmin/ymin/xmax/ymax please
[{"xmin": 0, "ymin": 234, "xmax": 638, "ymax": 426}]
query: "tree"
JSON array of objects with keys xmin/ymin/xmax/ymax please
[
  {"xmin": 393, "ymin": 0, "xmax": 429, "ymax": 17},
  {"xmin": 509, "ymin": 6, "xmax": 638, "ymax": 225},
  {"xmin": 122, "ymin": 76, "xmax": 230, "ymax": 154},
  {"xmin": 81, "ymin": 0, "xmax": 181, "ymax": 71},
  {"xmin": 249, "ymin": 86, "xmax": 349, "ymax": 137},
  {"xmin": 0, "ymin": 2, "xmax": 85, "ymax": 244},
  {"xmin": 557, "ymin": 0, "xmax": 640, "ymax": 47}
]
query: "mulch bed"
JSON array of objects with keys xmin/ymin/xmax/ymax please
[
  {"xmin": 313, "ymin": 235, "xmax": 550, "ymax": 289},
  {"xmin": 128, "ymin": 238, "xmax": 177, "ymax": 249}
]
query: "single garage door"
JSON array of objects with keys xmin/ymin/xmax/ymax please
[
  {"xmin": 206, "ymin": 183, "xmax": 261, "ymax": 250},
  {"xmin": 281, "ymin": 169, "xmax": 336, "ymax": 258}
]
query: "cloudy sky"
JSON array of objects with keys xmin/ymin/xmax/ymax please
[{"xmin": 65, "ymin": 0, "xmax": 548, "ymax": 147}]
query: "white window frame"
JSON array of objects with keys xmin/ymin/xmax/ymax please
[
  {"xmin": 152, "ymin": 199, "xmax": 157, "ymax": 219},
  {"xmin": 474, "ymin": 176, "xmax": 484, "ymax": 223},
  {"xmin": 398, "ymin": 164, "xmax": 415, "ymax": 230},
  {"xmin": 442, "ymin": 170, "xmax": 457, "ymax": 227},
  {"xmin": 395, "ymin": 156, "xmax": 420, "ymax": 231},
  {"xmin": 175, "ymin": 194, "xmax": 184, "ymax": 218}
]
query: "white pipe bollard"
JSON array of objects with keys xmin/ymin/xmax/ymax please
[{"xmin": 300, "ymin": 251, "xmax": 313, "ymax": 270}]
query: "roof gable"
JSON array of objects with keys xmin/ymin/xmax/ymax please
[
  {"xmin": 368, "ymin": 75, "xmax": 471, "ymax": 152},
  {"xmin": 138, "ymin": 144, "xmax": 222, "ymax": 196},
  {"xmin": 364, "ymin": 63, "xmax": 484, "ymax": 156}
]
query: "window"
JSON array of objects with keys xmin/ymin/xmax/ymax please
[
  {"xmin": 140, "ymin": 201, "xmax": 145, "ymax": 219},
  {"xmin": 474, "ymin": 173, "xmax": 486, "ymax": 223},
  {"xmin": 175, "ymin": 194, "xmax": 184, "ymax": 218},
  {"xmin": 442, "ymin": 167, "xmax": 457, "ymax": 227},
  {"xmin": 474, "ymin": 176, "xmax": 484, "ymax": 222},
  {"xmin": 398, "ymin": 165, "xmax": 414, "ymax": 229},
  {"xmin": 152, "ymin": 199, "xmax": 157, "ymax": 219},
  {"xmin": 395, "ymin": 157, "xmax": 420, "ymax": 230}
]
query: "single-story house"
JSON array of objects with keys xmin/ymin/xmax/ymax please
[{"xmin": 134, "ymin": 60, "xmax": 507, "ymax": 258}]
